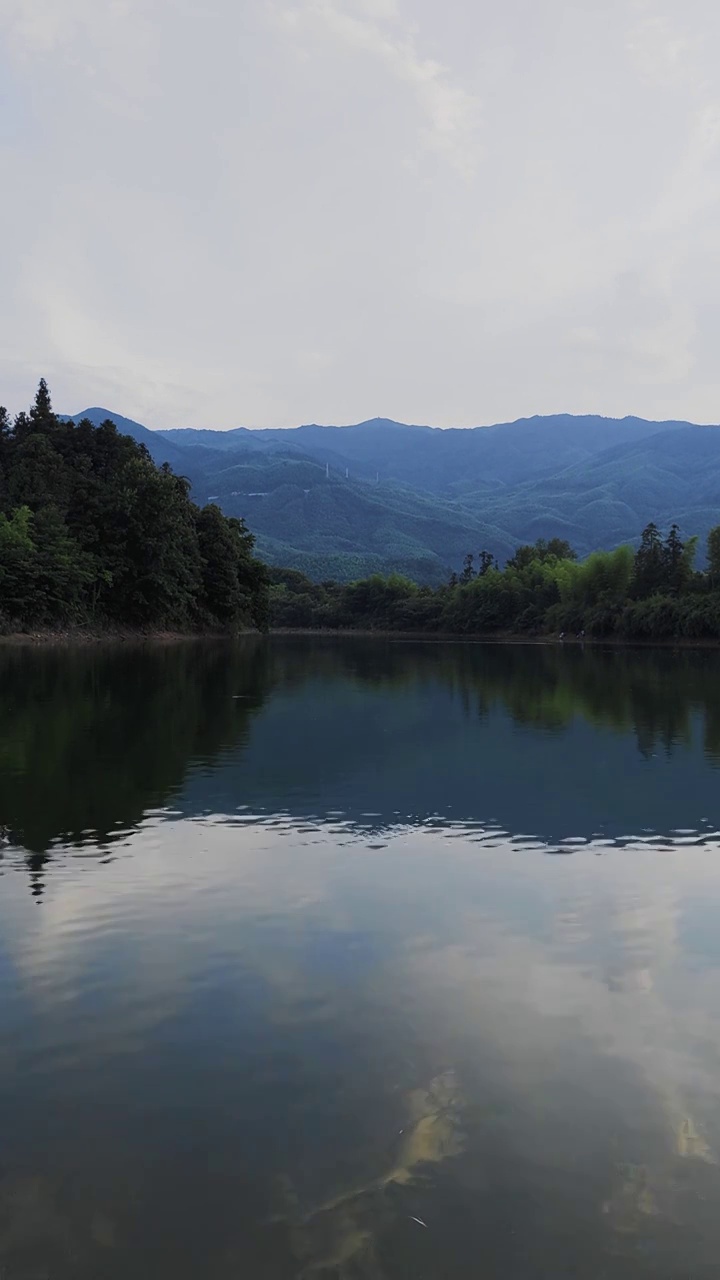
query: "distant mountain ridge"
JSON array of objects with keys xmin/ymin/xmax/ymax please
[{"xmin": 64, "ymin": 409, "xmax": 720, "ymax": 581}]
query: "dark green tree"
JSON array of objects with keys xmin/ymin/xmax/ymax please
[
  {"xmin": 29, "ymin": 377, "xmax": 54, "ymax": 425},
  {"xmin": 0, "ymin": 383, "xmax": 270, "ymax": 634},
  {"xmin": 632, "ymin": 523, "xmax": 665, "ymax": 597},
  {"xmin": 708, "ymin": 526, "xmax": 720, "ymax": 589},
  {"xmin": 30, "ymin": 505, "xmax": 92, "ymax": 624},
  {"xmin": 507, "ymin": 538, "xmax": 576, "ymax": 571},
  {"xmin": 196, "ymin": 504, "xmax": 247, "ymax": 626},
  {"xmin": 545, "ymin": 538, "xmax": 577, "ymax": 562},
  {"xmin": 0, "ymin": 507, "xmax": 37, "ymax": 622},
  {"xmin": 663, "ymin": 524, "xmax": 685, "ymax": 594},
  {"xmin": 460, "ymin": 553, "xmax": 475, "ymax": 583}
]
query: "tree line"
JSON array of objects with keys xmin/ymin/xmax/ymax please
[
  {"xmin": 269, "ymin": 525, "xmax": 720, "ymax": 640},
  {"xmin": 0, "ymin": 382, "xmax": 269, "ymax": 632}
]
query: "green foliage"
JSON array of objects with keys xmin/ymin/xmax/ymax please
[
  {"xmin": 256, "ymin": 535, "xmax": 449, "ymax": 586},
  {"xmin": 460, "ymin": 553, "xmax": 475, "ymax": 583},
  {"xmin": 708, "ymin": 526, "xmax": 720, "ymax": 587},
  {"xmin": 0, "ymin": 507, "xmax": 37, "ymax": 621},
  {"xmin": 0, "ymin": 383, "xmax": 269, "ymax": 634},
  {"xmin": 507, "ymin": 538, "xmax": 576, "ymax": 571},
  {"xmin": 631, "ymin": 522, "xmax": 664, "ymax": 597},
  {"xmin": 268, "ymin": 525, "xmax": 720, "ymax": 641},
  {"xmin": 631, "ymin": 523, "xmax": 699, "ymax": 600}
]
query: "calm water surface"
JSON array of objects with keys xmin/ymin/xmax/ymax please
[{"xmin": 2, "ymin": 637, "xmax": 720, "ymax": 1277}]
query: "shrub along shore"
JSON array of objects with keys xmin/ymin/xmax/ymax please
[{"xmin": 268, "ymin": 529, "xmax": 720, "ymax": 642}]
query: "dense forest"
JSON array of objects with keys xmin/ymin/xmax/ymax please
[
  {"xmin": 269, "ymin": 527, "xmax": 720, "ymax": 641},
  {"xmin": 0, "ymin": 383, "xmax": 269, "ymax": 633}
]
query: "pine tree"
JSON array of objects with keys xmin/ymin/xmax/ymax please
[
  {"xmin": 664, "ymin": 524, "xmax": 685, "ymax": 595},
  {"xmin": 30, "ymin": 378, "xmax": 54, "ymax": 424},
  {"xmin": 633, "ymin": 523, "xmax": 665, "ymax": 597},
  {"xmin": 708, "ymin": 527, "xmax": 720, "ymax": 589},
  {"xmin": 460, "ymin": 553, "xmax": 475, "ymax": 583}
]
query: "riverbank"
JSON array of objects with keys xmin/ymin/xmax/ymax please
[
  {"xmin": 3, "ymin": 626, "xmax": 720, "ymax": 649},
  {"xmin": 0, "ymin": 627, "xmax": 239, "ymax": 646},
  {"xmin": 270, "ymin": 627, "xmax": 720, "ymax": 649}
]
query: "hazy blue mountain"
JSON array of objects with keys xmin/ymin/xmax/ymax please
[
  {"xmin": 161, "ymin": 414, "xmax": 690, "ymax": 494},
  {"xmin": 67, "ymin": 409, "xmax": 720, "ymax": 580},
  {"xmin": 158, "ymin": 425, "xmax": 267, "ymax": 453},
  {"xmin": 472, "ymin": 425, "xmax": 720, "ymax": 556}
]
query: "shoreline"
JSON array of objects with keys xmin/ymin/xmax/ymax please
[
  {"xmin": 3, "ymin": 626, "xmax": 720, "ymax": 650},
  {"xmin": 269, "ymin": 628, "xmax": 720, "ymax": 650},
  {"xmin": 0, "ymin": 628, "xmax": 240, "ymax": 647}
]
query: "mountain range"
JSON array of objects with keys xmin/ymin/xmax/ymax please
[{"xmin": 64, "ymin": 409, "xmax": 720, "ymax": 582}]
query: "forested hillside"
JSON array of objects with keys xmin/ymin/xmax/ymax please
[
  {"xmin": 68, "ymin": 407, "xmax": 720, "ymax": 582},
  {"xmin": 0, "ymin": 383, "xmax": 268, "ymax": 633}
]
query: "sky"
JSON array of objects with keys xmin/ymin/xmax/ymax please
[{"xmin": 2, "ymin": 0, "xmax": 720, "ymax": 430}]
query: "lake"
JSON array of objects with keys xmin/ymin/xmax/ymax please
[{"xmin": 2, "ymin": 637, "xmax": 720, "ymax": 1278}]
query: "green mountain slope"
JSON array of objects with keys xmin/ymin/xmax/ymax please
[
  {"xmin": 67, "ymin": 410, "xmax": 720, "ymax": 580},
  {"xmin": 202, "ymin": 454, "xmax": 516, "ymax": 582},
  {"xmin": 472, "ymin": 426, "xmax": 720, "ymax": 556}
]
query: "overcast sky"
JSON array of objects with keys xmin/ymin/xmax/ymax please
[{"xmin": 2, "ymin": 0, "xmax": 720, "ymax": 429}]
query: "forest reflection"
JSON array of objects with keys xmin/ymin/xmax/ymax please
[{"xmin": 2, "ymin": 637, "xmax": 719, "ymax": 894}]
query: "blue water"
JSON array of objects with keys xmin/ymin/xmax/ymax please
[{"xmin": 0, "ymin": 637, "xmax": 719, "ymax": 1277}]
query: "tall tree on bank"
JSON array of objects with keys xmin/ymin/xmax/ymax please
[
  {"xmin": 0, "ymin": 382, "xmax": 269, "ymax": 633},
  {"xmin": 632, "ymin": 522, "xmax": 665, "ymax": 597},
  {"xmin": 664, "ymin": 524, "xmax": 686, "ymax": 595},
  {"xmin": 708, "ymin": 526, "xmax": 720, "ymax": 589}
]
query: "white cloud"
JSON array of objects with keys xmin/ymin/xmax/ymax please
[
  {"xmin": 1, "ymin": 0, "xmax": 159, "ymax": 115},
  {"xmin": 568, "ymin": 272, "xmax": 697, "ymax": 387},
  {"xmin": 1, "ymin": 0, "xmax": 720, "ymax": 426},
  {"xmin": 275, "ymin": 0, "xmax": 483, "ymax": 178},
  {"xmin": 13, "ymin": 820, "xmax": 720, "ymax": 1177},
  {"xmin": 625, "ymin": 12, "xmax": 699, "ymax": 88}
]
